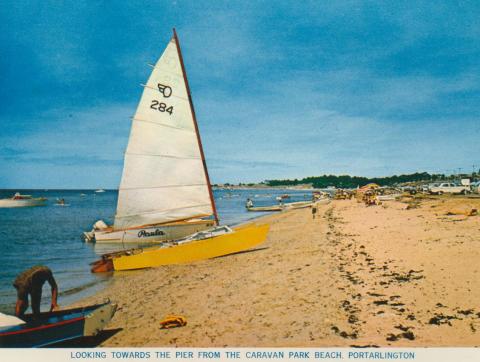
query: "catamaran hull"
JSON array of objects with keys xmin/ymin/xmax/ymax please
[
  {"xmin": 91, "ymin": 223, "xmax": 269, "ymax": 272},
  {"xmin": 0, "ymin": 198, "xmax": 47, "ymax": 208},
  {"xmin": 0, "ymin": 302, "xmax": 116, "ymax": 347},
  {"xmin": 85, "ymin": 220, "xmax": 215, "ymax": 243}
]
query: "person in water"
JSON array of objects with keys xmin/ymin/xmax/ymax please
[{"xmin": 13, "ymin": 265, "xmax": 59, "ymax": 316}]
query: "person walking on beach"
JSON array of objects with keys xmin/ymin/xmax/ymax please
[
  {"xmin": 312, "ymin": 204, "xmax": 317, "ymax": 219},
  {"xmin": 13, "ymin": 265, "xmax": 59, "ymax": 317}
]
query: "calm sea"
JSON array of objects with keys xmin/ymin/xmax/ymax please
[{"xmin": 0, "ymin": 188, "xmax": 314, "ymax": 314}]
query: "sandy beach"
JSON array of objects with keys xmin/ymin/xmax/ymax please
[{"xmin": 75, "ymin": 195, "xmax": 480, "ymax": 347}]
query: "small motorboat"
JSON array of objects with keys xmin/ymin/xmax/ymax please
[
  {"xmin": 55, "ymin": 198, "xmax": 69, "ymax": 207},
  {"xmin": 0, "ymin": 301, "xmax": 117, "ymax": 347},
  {"xmin": 0, "ymin": 193, "xmax": 47, "ymax": 208}
]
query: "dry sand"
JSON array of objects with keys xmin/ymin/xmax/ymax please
[{"xmin": 75, "ymin": 196, "xmax": 480, "ymax": 347}]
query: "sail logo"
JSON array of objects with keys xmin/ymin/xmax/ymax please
[
  {"xmin": 138, "ymin": 229, "xmax": 165, "ymax": 238},
  {"xmin": 157, "ymin": 83, "xmax": 172, "ymax": 97}
]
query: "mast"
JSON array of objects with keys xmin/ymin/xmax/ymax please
[{"xmin": 172, "ymin": 28, "xmax": 219, "ymax": 225}]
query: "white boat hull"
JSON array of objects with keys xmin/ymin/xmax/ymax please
[
  {"xmin": 284, "ymin": 201, "xmax": 314, "ymax": 209},
  {"xmin": 246, "ymin": 199, "xmax": 330, "ymax": 212},
  {"xmin": 0, "ymin": 198, "xmax": 47, "ymax": 208},
  {"xmin": 285, "ymin": 198, "xmax": 331, "ymax": 209},
  {"xmin": 85, "ymin": 219, "xmax": 215, "ymax": 243}
]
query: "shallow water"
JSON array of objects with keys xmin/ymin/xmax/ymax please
[{"xmin": 0, "ymin": 188, "xmax": 313, "ymax": 313}]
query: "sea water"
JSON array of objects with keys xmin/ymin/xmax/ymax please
[{"xmin": 0, "ymin": 188, "xmax": 314, "ymax": 313}]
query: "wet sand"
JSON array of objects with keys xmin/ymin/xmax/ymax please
[{"xmin": 75, "ymin": 196, "xmax": 480, "ymax": 347}]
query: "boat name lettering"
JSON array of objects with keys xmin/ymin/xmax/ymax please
[
  {"xmin": 157, "ymin": 83, "xmax": 172, "ymax": 97},
  {"xmin": 150, "ymin": 100, "xmax": 173, "ymax": 115},
  {"xmin": 138, "ymin": 229, "xmax": 165, "ymax": 238}
]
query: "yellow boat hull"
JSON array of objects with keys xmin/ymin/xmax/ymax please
[{"xmin": 92, "ymin": 223, "xmax": 269, "ymax": 272}]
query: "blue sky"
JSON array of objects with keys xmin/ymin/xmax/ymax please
[{"xmin": 1, "ymin": 1, "xmax": 479, "ymax": 188}]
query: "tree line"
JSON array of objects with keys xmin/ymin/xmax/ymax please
[{"xmin": 265, "ymin": 172, "xmax": 446, "ymax": 189}]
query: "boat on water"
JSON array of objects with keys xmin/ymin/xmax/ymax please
[
  {"xmin": 89, "ymin": 29, "xmax": 269, "ymax": 271},
  {"xmin": 0, "ymin": 193, "xmax": 47, "ymax": 208},
  {"xmin": 94, "ymin": 189, "xmax": 106, "ymax": 193},
  {"xmin": 0, "ymin": 301, "xmax": 116, "ymax": 347}
]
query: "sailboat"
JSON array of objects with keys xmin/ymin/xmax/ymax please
[{"xmin": 89, "ymin": 29, "xmax": 269, "ymax": 272}]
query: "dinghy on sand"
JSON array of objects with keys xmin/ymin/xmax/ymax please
[
  {"xmin": 83, "ymin": 28, "xmax": 222, "ymax": 245},
  {"xmin": 246, "ymin": 199, "xmax": 330, "ymax": 212},
  {"xmin": 0, "ymin": 301, "xmax": 116, "ymax": 347}
]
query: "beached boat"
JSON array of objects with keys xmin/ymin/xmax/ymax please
[
  {"xmin": 89, "ymin": 29, "xmax": 269, "ymax": 271},
  {"xmin": 246, "ymin": 199, "xmax": 330, "ymax": 212},
  {"xmin": 285, "ymin": 200, "xmax": 316, "ymax": 209},
  {"xmin": 247, "ymin": 205, "xmax": 284, "ymax": 212},
  {"xmin": 91, "ymin": 223, "xmax": 269, "ymax": 272},
  {"xmin": 83, "ymin": 29, "xmax": 223, "ymax": 244},
  {"xmin": 0, "ymin": 301, "xmax": 116, "ymax": 347},
  {"xmin": 0, "ymin": 193, "xmax": 47, "ymax": 208},
  {"xmin": 377, "ymin": 194, "xmax": 402, "ymax": 201}
]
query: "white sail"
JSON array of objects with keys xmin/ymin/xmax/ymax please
[{"xmin": 114, "ymin": 36, "xmax": 214, "ymax": 229}]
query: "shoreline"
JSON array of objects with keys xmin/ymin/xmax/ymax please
[{"xmin": 71, "ymin": 196, "xmax": 480, "ymax": 347}]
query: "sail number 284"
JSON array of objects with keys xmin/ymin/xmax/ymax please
[{"xmin": 150, "ymin": 100, "xmax": 173, "ymax": 115}]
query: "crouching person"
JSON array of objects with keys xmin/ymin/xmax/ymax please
[{"xmin": 13, "ymin": 265, "xmax": 59, "ymax": 317}]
